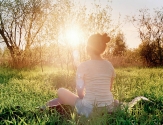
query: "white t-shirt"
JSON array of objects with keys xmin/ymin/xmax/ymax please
[{"xmin": 76, "ymin": 60, "xmax": 116, "ymax": 108}]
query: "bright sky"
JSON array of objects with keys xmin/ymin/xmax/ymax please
[
  {"xmin": 81, "ymin": 0, "xmax": 163, "ymax": 48},
  {"xmin": 0, "ymin": 0, "xmax": 162, "ymax": 50}
]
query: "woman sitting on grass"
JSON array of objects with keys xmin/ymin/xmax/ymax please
[{"xmin": 41, "ymin": 33, "xmax": 118, "ymax": 117}]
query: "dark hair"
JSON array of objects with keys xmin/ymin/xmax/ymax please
[{"xmin": 87, "ymin": 33, "xmax": 110, "ymax": 55}]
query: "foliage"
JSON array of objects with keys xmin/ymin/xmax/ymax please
[
  {"xmin": 45, "ymin": 0, "xmax": 118, "ymax": 69},
  {"xmin": 112, "ymin": 32, "xmax": 127, "ymax": 56},
  {"xmin": 0, "ymin": 0, "xmax": 51, "ymax": 68},
  {"xmin": 132, "ymin": 8, "xmax": 163, "ymax": 66},
  {"xmin": 0, "ymin": 0, "xmax": 121, "ymax": 69},
  {"xmin": 103, "ymin": 48, "xmax": 143, "ymax": 68},
  {"xmin": 0, "ymin": 67, "xmax": 163, "ymax": 124},
  {"xmin": 0, "ymin": 47, "xmax": 2, "ymax": 56}
]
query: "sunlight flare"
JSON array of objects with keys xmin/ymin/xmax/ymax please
[{"xmin": 65, "ymin": 27, "xmax": 82, "ymax": 47}]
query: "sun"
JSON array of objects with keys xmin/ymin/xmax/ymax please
[{"xmin": 65, "ymin": 27, "xmax": 82, "ymax": 47}]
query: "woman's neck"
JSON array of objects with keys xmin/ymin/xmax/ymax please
[{"xmin": 90, "ymin": 54, "xmax": 103, "ymax": 60}]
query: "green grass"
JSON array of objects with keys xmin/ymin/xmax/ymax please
[{"xmin": 0, "ymin": 66, "xmax": 163, "ymax": 125}]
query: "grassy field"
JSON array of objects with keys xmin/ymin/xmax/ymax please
[{"xmin": 0, "ymin": 66, "xmax": 163, "ymax": 125}]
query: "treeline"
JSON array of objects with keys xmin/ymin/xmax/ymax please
[{"xmin": 0, "ymin": 0, "xmax": 162, "ymax": 69}]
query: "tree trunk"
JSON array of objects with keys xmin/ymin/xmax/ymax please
[{"xmin": 8, "ymin": 46, "xmax": 33, "ymax": 69}]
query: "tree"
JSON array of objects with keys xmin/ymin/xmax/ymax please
[
  {"xmin": 0, "ymin": 47, "xmax": 2, "ymax": 57},
  {"xmin": 46, "ymin": 0, "xmax": 118, "ymax": 68},
  {"xmin": 132, "ymin": 8, "xmax": 163, "ymax": 66},
  {"xmin": 0, "ymin": 0, "xmax": 119, "ymax": 69},
  {"xmin": 0, "ymin": 0, "xmax": 50, "ymax": 68},
  {"xmin": 112, "ymin": 32, "xmax": 127, "ymax": 56}
]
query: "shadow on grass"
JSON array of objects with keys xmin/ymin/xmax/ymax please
[
  {"xmin": 0, "ymin": 105, "xmax": 73, "ymax": 125},
  {"xmin": 0, "ymin": 68, "xmax": 23, "ymax": 84},
  {"xmin": 0, "ymin": 101, "xmax": 162, "ymax": 125}
]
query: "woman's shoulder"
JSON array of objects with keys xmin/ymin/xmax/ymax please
[
  {"xmin": 102, "ymin": 60, "xmax": 115, "ymax": 69},
  {"xmin": 78, "ymin": 60, "xmax": 90, "ymax": 66},
  {"xmin": 78, "ymin": 59, "xmax": 114, "ymax": 67},
  {"xmin": 80, "ymin": 59, "xmax": 111, "ymax": 64},
  {"xmin": 104, "ymin": 60, "xmax": 112, "ymax": 64},
  {"xmin": 77, "ymin": 60, "xmax": 93, "ymax": 69},
  {"xmin": 77, "ymin": 61, "xmax": 90, "ymax": 72}
]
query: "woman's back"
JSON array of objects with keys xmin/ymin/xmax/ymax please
[{"xmin": 77, "ymin": 60, "xmax": 115, "ymax": 108}]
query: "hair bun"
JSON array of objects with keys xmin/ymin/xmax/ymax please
[{"xmin": 102, "ymin": 33, "xmax": 110, "ymax": 44}]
